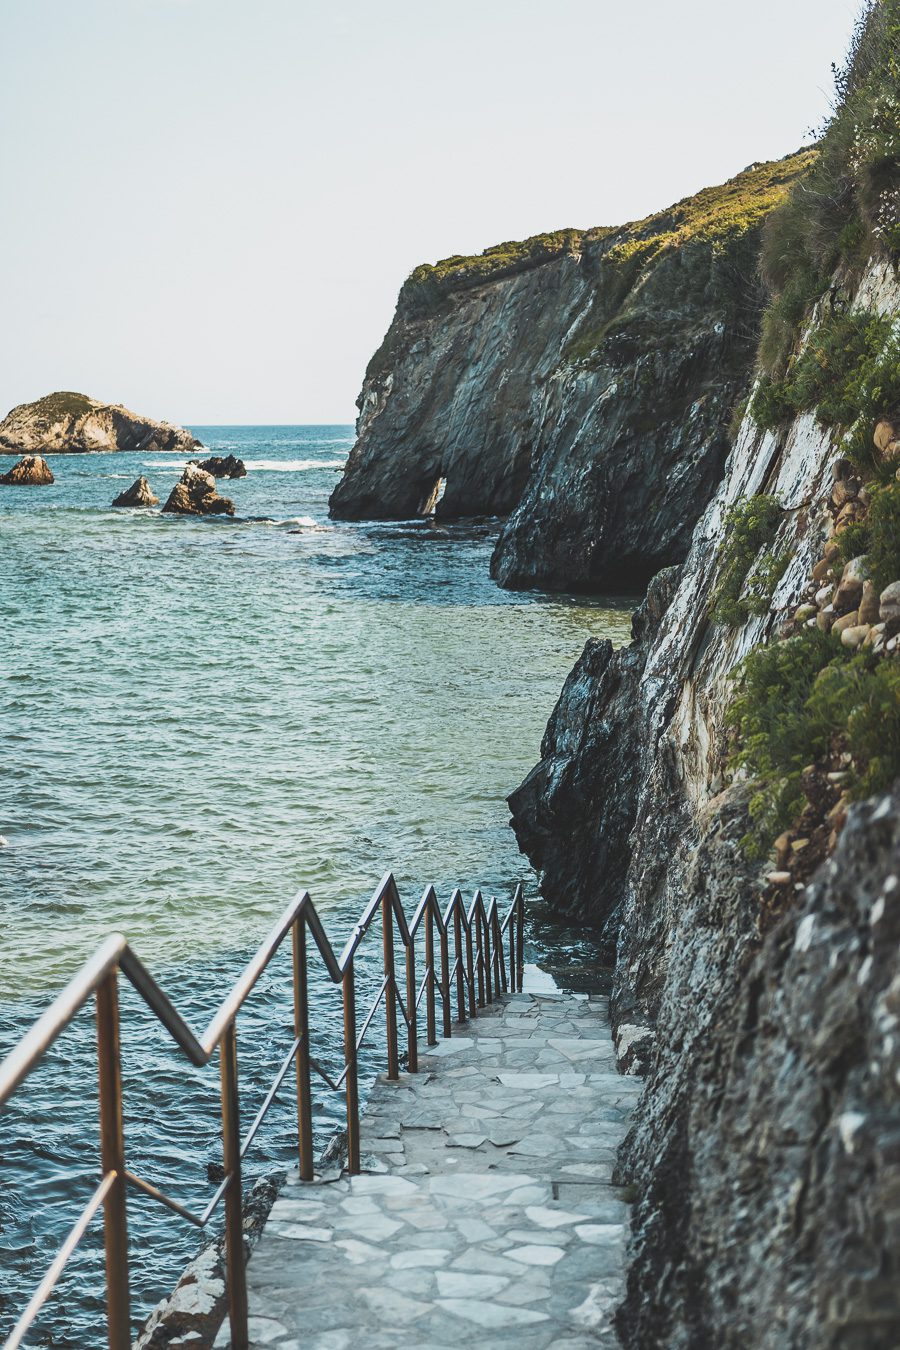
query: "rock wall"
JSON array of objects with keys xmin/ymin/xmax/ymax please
[
  {"xmin": 330, "ymin": 157, "xmax": 810, "ymax": 591},
  {"xmin": 0, "ymin": 391, "xmax": 200, "ymax": 456},
  {"xmin": 510, "ymin": 254, "xmax": 900, "ymax": 1345}
]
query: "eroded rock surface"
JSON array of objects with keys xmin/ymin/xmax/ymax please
[
  {"xmin": 0, "ymin": 391, "xmax": 201, "ymax": 456},
  {"xmin": 112, "ymin": 476, "xmax": 158, "ymax": 508},
  {"xmin": 163, "ymin": 464, "xmax": 235, "ymax": 517},
  {"xmin": 0, "ymin": 454, "xmax": 54, "ymax": 485}
]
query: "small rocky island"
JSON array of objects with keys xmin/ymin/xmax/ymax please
[
  {"xmin": 0, "ymin": 391, "xmax": 201, "ymax": 456},
  {"xmin": 162, "ymin": 463, "xmax": 235, "ymax": 516}
]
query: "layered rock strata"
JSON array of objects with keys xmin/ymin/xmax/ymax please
[
  {"xmin": 0, "ymin": 392, "xmax": 200, "ymax": 456},
  {"xmin": 330, "ymin": 155, "xmax": 811, "ymax": 591}
]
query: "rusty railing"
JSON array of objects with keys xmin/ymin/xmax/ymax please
[{"xmin": 0, "ymin": 873, "xmax": 525, "ymax": 1350}]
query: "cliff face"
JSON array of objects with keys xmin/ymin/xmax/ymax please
[
  {"xmin": 510, "ymin": 248, "xmax": 900, "ymax": 1346},
  {"xmin": 330, "ymin": 157, "xmax": 811, "ymax": 590},
  {"xmin": 0, "ymin": 391, "xmax": 201, "ymax": 456}
]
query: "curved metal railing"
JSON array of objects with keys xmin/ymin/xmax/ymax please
[{"xmin": 0, "ymin": 873, "xmax": 525, "ymax": 1350}]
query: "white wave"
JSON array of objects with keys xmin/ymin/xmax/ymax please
[
  {"xmin": 262, "ymin": 515, "xmax": 320, "ymax": 528},
  {"xmin": 242, "ymin": 458, "xmax": 346, "ymax": 472}
]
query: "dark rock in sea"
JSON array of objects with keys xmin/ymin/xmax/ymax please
[
  {"xmin": 330, "ymin": 154, "xmax": 811, "ymax": 591},
  {"xmin": 112, "ymin": 476, "xmax": 158, "ymax": 508},
  {"xmin": 162, "ymin": 464, "xmax": 235, "ymax": 517},
  {"xmin": 0, "ymin": 391, "xmax": 201, "ymax": 456},
  {"xmin": 0, "ymin": 454, "xmax": 54, "ymax": 485},
  {"xmin": 192, "ymin": 454, "xmax": 247, "ymax": 479},
  {"xmin": 509, "ymin": 564, "xmax": 680, "ymax": 937}
]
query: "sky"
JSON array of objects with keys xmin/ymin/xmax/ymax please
[{"xmin": 0, "ymin": 0, "xmax": 862, "ymax": 425}]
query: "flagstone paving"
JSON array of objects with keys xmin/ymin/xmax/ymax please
[{"xmin": 219, "ymin": 982, "xmax": 640, "ymax": 1349}]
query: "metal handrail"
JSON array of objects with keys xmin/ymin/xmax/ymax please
[{"xmin": 0, "ymin": 873, "xmax": 525, "ymax": 1350}]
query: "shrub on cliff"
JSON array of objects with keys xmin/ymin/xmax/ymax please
[
  {"xmin": 727, "ymin": 627, "xmax": 900, "ymax": 853},
  {"xmin": 709, "ymin": 495, "xmax": 787, "ymax": 626}
]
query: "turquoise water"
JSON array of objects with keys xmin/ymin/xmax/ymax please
[{"xmin": 0, "ymin": 427, "xmax": 631, "ymax": 1345}]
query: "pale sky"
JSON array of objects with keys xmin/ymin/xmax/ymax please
[{"xmin": 0, "ymin": 0, "xmax": 860, "ymax": 425}]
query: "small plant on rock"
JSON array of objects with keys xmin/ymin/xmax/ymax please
[{"xmin": 709, "ymin": 495, "xmax": 786, "ymax": 627}]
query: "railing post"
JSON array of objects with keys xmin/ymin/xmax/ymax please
[
  {"xmin": 517, "ymin": 886, "xmax": 525, "ymax": 992},
  {"xmin": 438, "ymin": 920, "xmax": 452, "ymax": 1039},
  {"xmin": 509, "ymin": 912, "xmax": 516, "ymax": 994},
  {"xmin": 95, "ymin": 969, "xmax": 130, "ymax": 1350},
  {"xmin": 494, "ymin": 909, "xmax": 506, "ymax": 994},
  {"xmin": 425, "ymin": 905, "xmax": 437, "ymax": 1046},
  {"xmin": 382, "ymin": 890, "xmax": 400, "ymax": 1079},
  {"xmin": 342, "ymin": 961, "xmax": 360, "ymax": 1174},
  {"xmin": 405, "ymin": 936, "xmax": 418, "ymax": 1074},
  {"xmin": 219, "ymin": 1022, "xmax": 248, "ymax": 1350},
  {"xmin": 482, "ymin": 904, "xmax": 493, "ymax": 1005},
  {"xmin": 453, "ymin": 899, "xmax": 466, "ymax": 1025},
  {"xmin": 464, "ymin": 909, "xmax": 477, "ymax": 1019},
  {"xmin": 292, "ymin": 917, "xmax": 314, "ymax": 1182}
]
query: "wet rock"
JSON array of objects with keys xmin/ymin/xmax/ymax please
[
  {"xmin": 0, "ymin": 454, "xmax": 54, "ymax": 485},
  {"xmin": 112, "ymin": 476, "xmax": 158, "ymax": 508},
  {"xmin": 0, "ymin": 391, "xmax": 200, "ymax": 456},
  {"xmin": 192, "ymin": 454, "xmax": 247, "ymax": 479},
  {"xmin": 162, "ymin": 464, "xmax": 234, "ymax": 517}
]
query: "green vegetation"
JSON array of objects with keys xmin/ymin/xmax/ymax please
[
  {"xmin": 398, "ymin": 230, "xmax": 589, "ymax": 317},
  {"xmin": 750, "ymin": 309, "xmax": 893, "ymax": 428},
  {"xmin": 31, "ymin": 391, "xmax": 95, "ymax": 420},
  {"xmin": 756, "ymin": 0, "xmax": 900, "ymax": 374},
  {"xmin": 865, "ymin": 480, "xmax": 900, "ymax": 589},
  {"xmin": 709, "ymin": 495, "xmax": 788, "ymax": 626},
  {"xmin": 565, "ymin": 154, "xmax": 814, "ymax": 364},
  {"xmin": 727, "ymin": 628, "xmax": 900, "ymax": 854}
]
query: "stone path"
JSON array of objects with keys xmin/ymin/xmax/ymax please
[{"xmin": 219, "ymin": 980, "xmax": 640, "ymax": 1349}]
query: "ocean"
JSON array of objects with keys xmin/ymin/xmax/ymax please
[{"xmin": 0, "ymin": 426, "xmax": 632, "ymax": 1345}]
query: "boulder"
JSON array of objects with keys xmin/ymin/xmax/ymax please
[
  {"xmin": 162, "ymin": 463, "xmax": 234, "ymax": 517},
  {"xmin": 839, "ymin": 624, "xmax": 870, "ymax": 649},
  {"xmin": 832, "ymin": 556, "xmax": 868, "ymax": 614},
  {"xmin": 831, "ymin": 477, "xmax": 860, "ymax": 509},
  {"xmin": 879, "ymin": 581, "xmax": 900, "ymax": 631},
  {"xmin": 192, "ymin": 454, "xmax": 247, "ymax": 479},
  {"xmin": 0, "ymin": 391, "xmax": 201, "ymax": 456},
  {"xmin": 832, "ymin": 610, "xmax": 860, "ymax": 635},
  {"xmin": 858, "ymin": 579, "xmax": 880, "ymax": 625},
  {"xmin": 112, "ymin": 476, "xmax": 158, "ymax": 508},
  {"xmin": 835, "ymin": 500, "xmax": 865, "ymax": 531},
  {"xmin": 874, "ymin": 418, "xmax": 897, "ymax": 453},
  {"xmin": 0, "ymin": 454, "xmax": 54, "ymax": 485}
]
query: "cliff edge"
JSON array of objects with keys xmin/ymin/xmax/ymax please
[{"xmin": 330, "ymin": 155, "xmax": 812, "ymax": 591}]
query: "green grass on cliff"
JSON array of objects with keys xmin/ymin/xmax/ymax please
[
  {"xmin": 27, "ymin": 391, "xmax": 96, "ymax": 420},
  {"xmin": 756, "ymin": 0, "xmax": 900, "ymax": 375},
  {"xmin": 564, "ymin": 154, "xmax": 814, "ymax": 363},
  {"xmin": 398, "ymin": 229, "xmax": 592, "ymax": 317}
]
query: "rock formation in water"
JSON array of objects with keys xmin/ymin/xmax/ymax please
[
  {"xmin": 0, "ymin": 454, "xmax": 54, "ymax": 485},
  {"xmin": 509, "ymin": 5, "xmax": 900, "ymax": 1342},
  {"xmin": 162, "ymin": 464, "xmax": 235, "ymax": 517},
  {"xmin": 330, "ymin": 154, "xmax": 812, "ymax": 591},
  {"xmin": 0, "ymin": 392, "xmax": 201, "ymax": 456},
  {"xmin": 112, "ymin": 476, "xmax": 159, "ymax": 508},
  {"xmin": 192, "ymin": 454, "xmax": 247, "ymax": 479}
]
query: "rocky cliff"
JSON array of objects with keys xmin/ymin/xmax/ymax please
[
  {"xmin": 508, "ymin": 1, "xmax": 900, "ymax": 1338},
  {"xmin": 0, "ymin": 391, "xmax": 201, "ymax": 456},
  {"xmin": 330, "ymin": 156, "xmax": 812, "ymax": 590}
]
